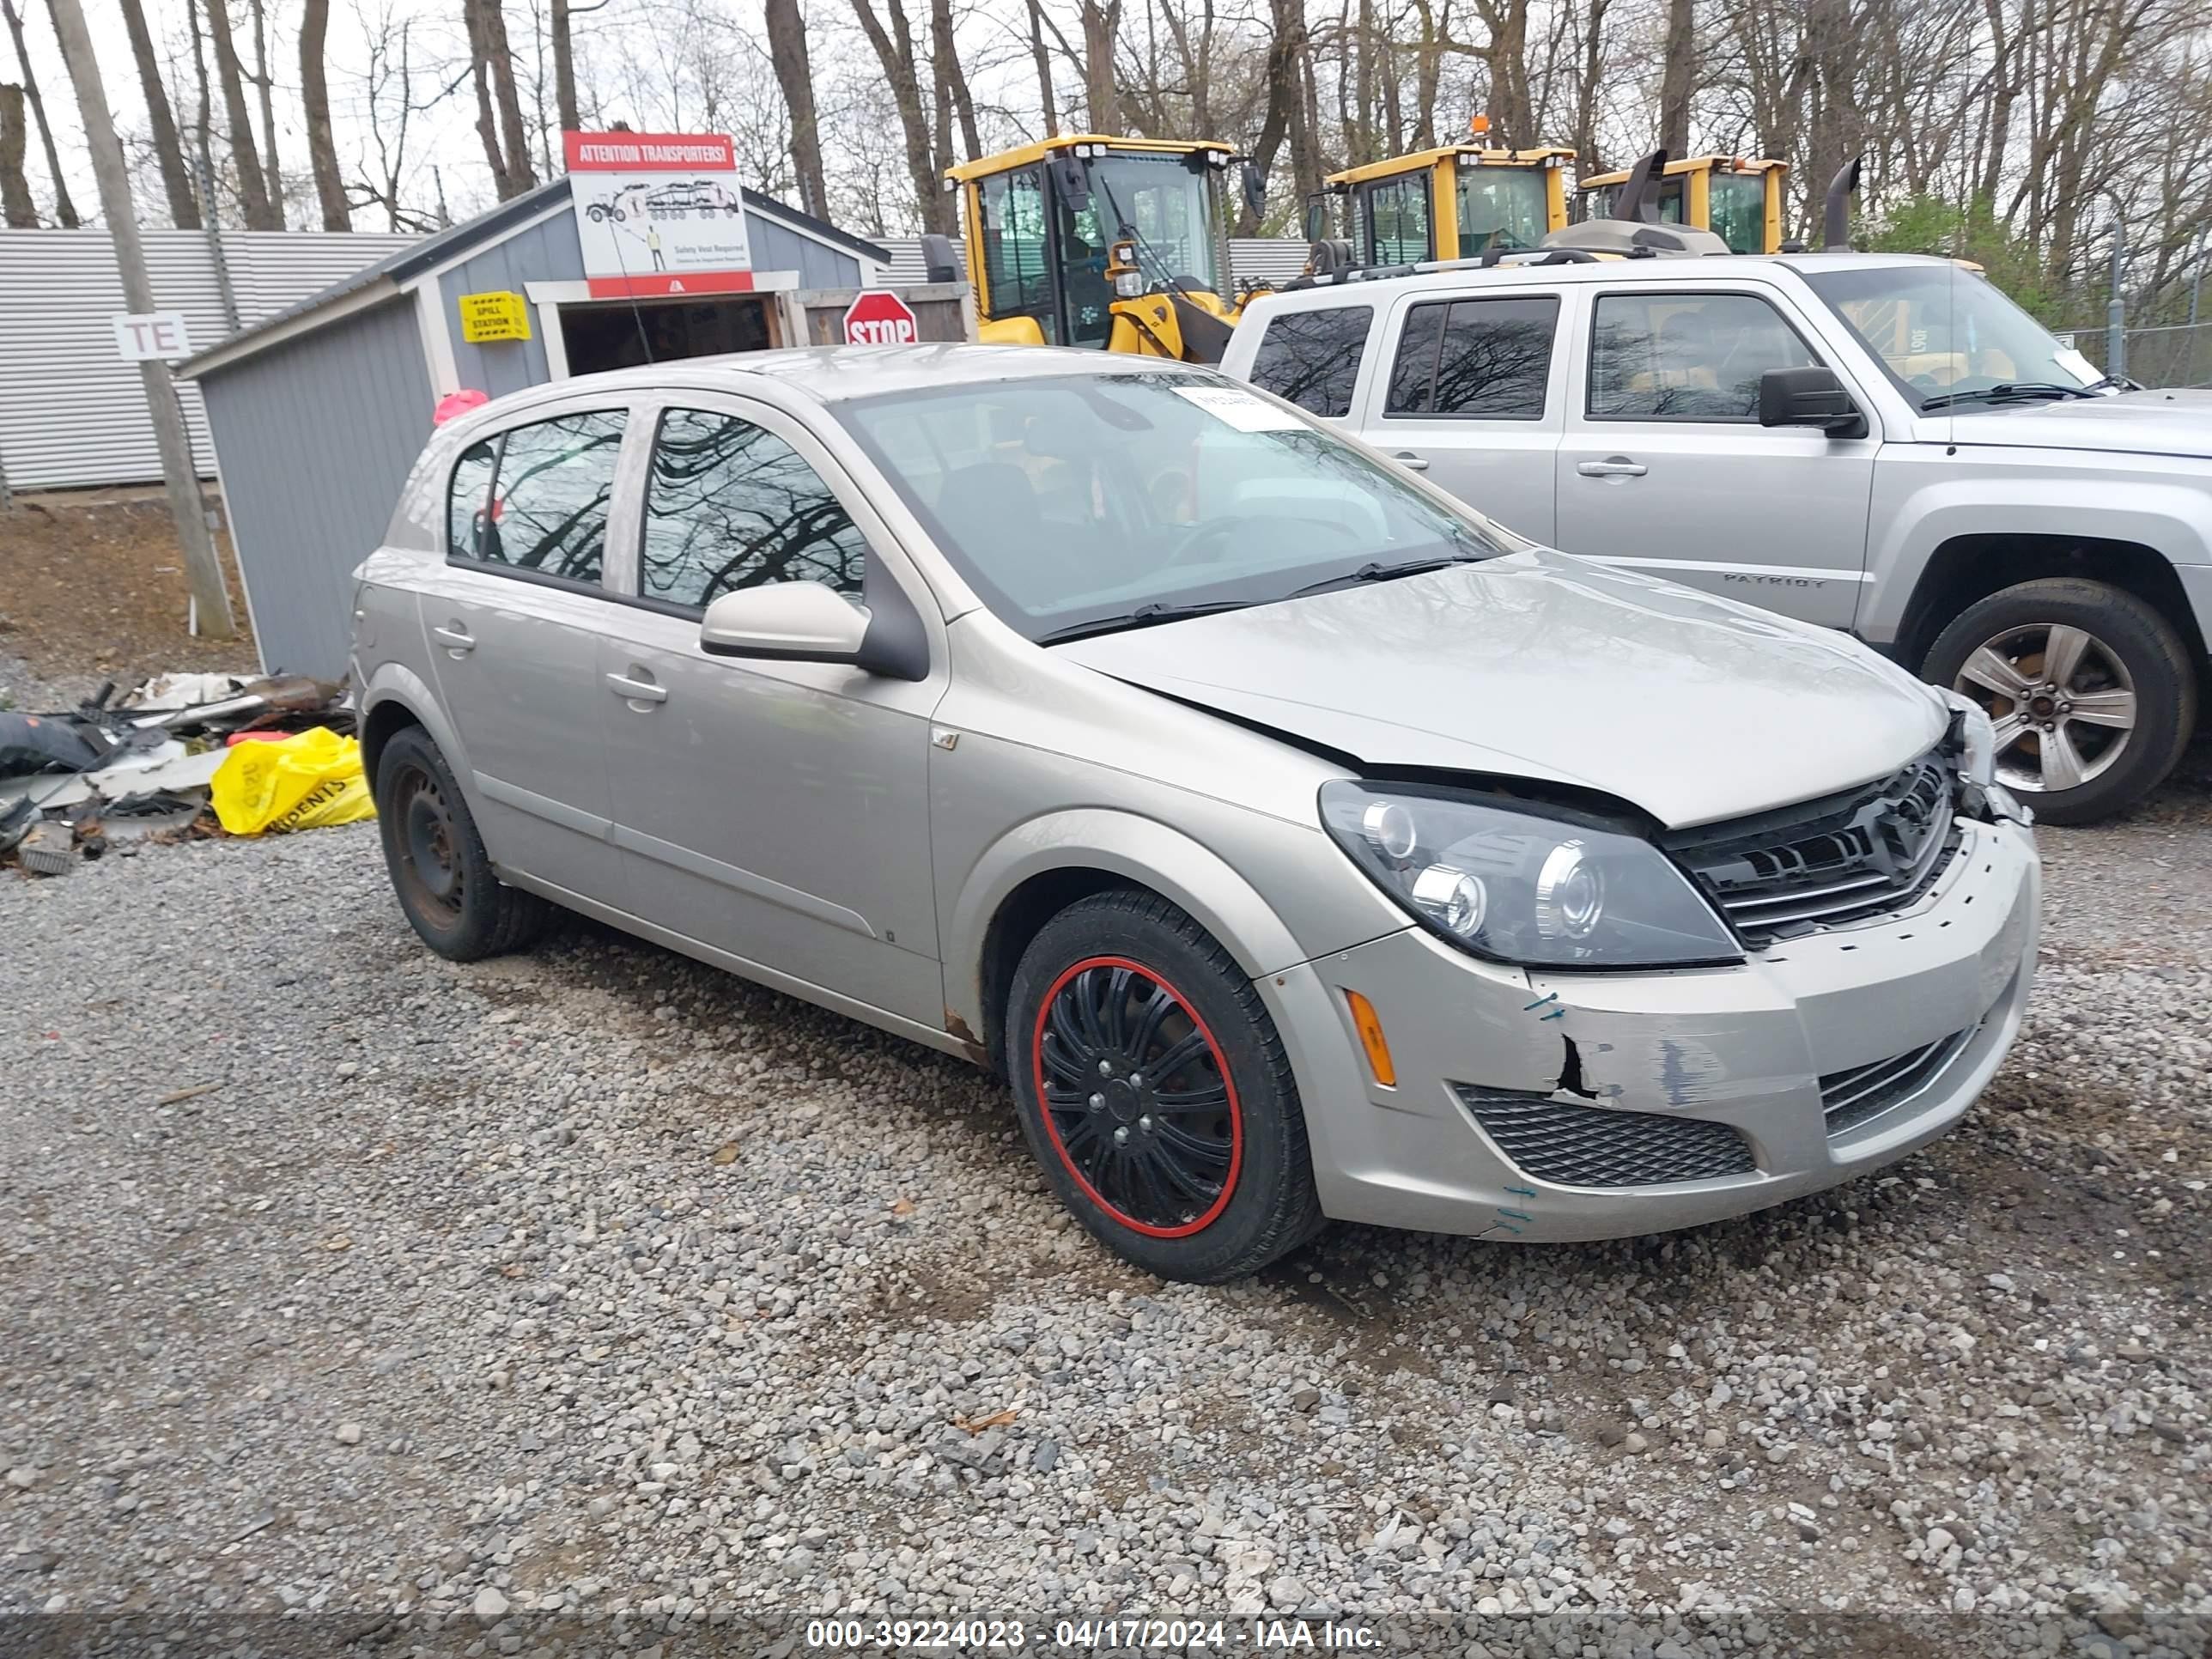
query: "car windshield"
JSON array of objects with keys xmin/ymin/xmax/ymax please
[
  {"xmin": 1803, "ymin": 263, "xmax": 2104, "ymax": 410},
  {"xmin": 836, "ymin": 372, "xmax": 1510, "ymax": 641},
  {"xmin": 1455, "ymin": 166, "xmax": 1548, "ymax": 253},
  {"xmin": 1071, "ymin": 153, "xmax": 1223, "ymax": 295}
]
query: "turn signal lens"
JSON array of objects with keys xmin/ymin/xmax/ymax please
[{"xmin": 1344, "ymin": 989, "xmax": 1396, "ymax": 1087}]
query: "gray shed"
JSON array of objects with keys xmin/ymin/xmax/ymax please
[{"xmin": 177, "ymin": 178, "xmax": 962, "ymax": 678}]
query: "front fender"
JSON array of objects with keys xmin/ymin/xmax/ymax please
[
  {"xmin": 943, "ymin": 806, "xmax": 1328, "ymax": 1039},
  {"xmin": 1862, "ymin": 457, "xmax": 2212, "ymax": 643}
]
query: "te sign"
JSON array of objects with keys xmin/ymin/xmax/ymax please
[
  {"xmin": 112, "ymin": 311, "xmax": 193, "ymax": 362},
  {"xmin": 842, "ymin": 291, "xmax": 918, "ymax": 345}
]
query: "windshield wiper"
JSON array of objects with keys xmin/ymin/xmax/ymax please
[
  {"xmin": 1920, "ymin": 381, "xmax": 2101, "ymax": 411},
  {"xmin": 1281, "ymin": 552, "xmax": 1487, "ymax": 601},
  {"xmin": 1035, "ymin": 599, "xmax": 1254, "ymax": 645}
]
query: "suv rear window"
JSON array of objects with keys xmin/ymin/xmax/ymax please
[
  {"xmin": 1384, "ymin": 295, "xmax": 1558, "ymax": 419},
  {"xmin": 1247, "ymin": 307, "xmax": 1371, "ymax": 418}
]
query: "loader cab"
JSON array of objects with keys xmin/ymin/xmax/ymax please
[
  {"xmin": 1320, "ymin": 141, "xmax": 1574, "ymax": 268},
  {"xmin": 1577, "ymin": 155, "xmax": 1789, "ymax": 253},
  {"xmin": 947, "ymin": 136, "xmax": 1253, "ymax": 354}
]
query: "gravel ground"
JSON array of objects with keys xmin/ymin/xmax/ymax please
[{"xmin": 3, "ymin": 757, "xmax": 2208, "ymax": 1656}]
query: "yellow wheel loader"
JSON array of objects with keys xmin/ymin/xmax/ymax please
[
  {"xmin": 1575, "ymin": 154, "xmax": 1790, "ymax": 253},
  {"xmin": 945, "ymin": 136, "xmax": 1267, "ymax": 363},
  {"xmin": 1309, "ymin": 118, "xmax": 1574, "ymax": 269}
]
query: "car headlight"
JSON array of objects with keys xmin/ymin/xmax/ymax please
[
  {"xmin": 1941, "ymin": 690, "xmax": 1996, "ymax": 787},
  {"xmin": 1320, "ymin": 781, "xmax": 1743, "ymax": 969}
]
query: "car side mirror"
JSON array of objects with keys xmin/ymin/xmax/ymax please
[
  {"xmin": 700, "ymin": 581, "xmax": 872, "ymax": 664},
  {"xmin": 1759, "ymin": 366, "xmax": 1868, "ymax": 440}
]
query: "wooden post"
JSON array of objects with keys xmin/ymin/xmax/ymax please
[{"xmin": 49, "ymin": 0, "xmax": 237, "ymax": 638}]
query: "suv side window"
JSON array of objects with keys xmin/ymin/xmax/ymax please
[
  {"xmin": 1247, "ymin": 307, "xmax": 1372, "ymax": 418},
  {"xmin": 1385, "ymin": 295, "xmax": 1559, "ymax": 419},
  {"xmin": 1589, "ymin": 292, "xmax": 1818, "ymax": 421},
  {"xmin": 449, "ymin": 410, "xmax": 625, "ymax": 583},
  {"xmin": 639, "ymin": 407, "xmax": 868, "ymax": 612}
]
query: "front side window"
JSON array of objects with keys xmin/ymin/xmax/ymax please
[
  {"xmin": 1361, "ymin": 175, "xmax": 1431, "ymax": 265},
  {"xmin": 1386, "ymin": 295, "xmax": 1559, "ymax": 419},
  {"xmin": 836, "ymin": 372, "xmax": 1508, "ymax": 641},
  {"xmin": 1455, "ymin": 167, "xmax": 1549, "ymax": 254},
  {"xmin": 1803, "ymin": 263, "xmax": 2100, "ymax": 409},
  {"xmin": 1589, "ymin": 292, "xmax": 1817, "ymax": 421},
  {"xmin": 1247, "ymin": 307, "xmax": 1373, "ymax": 417},
  {"xmin": 447, "ymin": 438, "xmax": 498, "ymax": 558},
  {"xmin": 978, "ymin": 165, "xmax": 1055, "ymax": 339},
  {"xmin": 640, "ymin": 408, "xmax": 866, "ymax": 611},
  {"xmin": 450, "ymin": 410, "xmax": 625, "ymax": 582}
]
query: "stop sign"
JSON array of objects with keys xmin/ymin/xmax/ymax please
[{"xmin": 842, "ymin": 290, "xmax": 919, "ymax": 345}]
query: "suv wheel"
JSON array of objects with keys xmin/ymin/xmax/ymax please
[
  {"xmin": 1922, "ymin": 578, "xmax": 2196, "ymax": 825},
  {"xmin": 1006, "ymin": 890, "xmax": 1325, "ymax": 1283},
  {"xmin": 373, "ymin": 726, "xmax": 554, "ymax": 960}
]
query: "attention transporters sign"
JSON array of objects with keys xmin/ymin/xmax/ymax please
[{"xmin": 564, "ymin": 131, "xmax": 753, "ymax": 301}]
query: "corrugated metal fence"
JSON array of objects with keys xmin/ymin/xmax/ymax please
[{"xmin": 0, "ymin": 228, "xmax": 416, "ymax": 493}]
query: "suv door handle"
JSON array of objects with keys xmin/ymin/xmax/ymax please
[
  {"xmin": 605, "ymin": 671, "xmax": 668, "ymax": 704},
  {"xmin": 1390, "ymin": 451, "xmax": 1430, "ymax": 471},
  {"xmin": 430, "ymin": 623, "xmax": 476, "ymax": 653},
  {"xmin": 1577, "ymin": 458, "xmax": 1648, "ymax": 477}
]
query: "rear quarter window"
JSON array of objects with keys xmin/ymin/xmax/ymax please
[{"xmin": 1246, "ymin": 306, "xmax": 1372, "ymax": 418}]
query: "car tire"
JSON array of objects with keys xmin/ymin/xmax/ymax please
[
  {"xmin": 1921, "ymin": 577, "xmax": 2196, "ymax": 825},
  {"xmin": 373, "ymin": 726, "xmax": 553, "ymax": 961},
  {"xmin": 1006, "ymin": 889, "xmax": 1325, "ymax": 1283}
]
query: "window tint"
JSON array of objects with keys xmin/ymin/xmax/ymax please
[
  {"xmin": 1247, "ymin": 307, "xmax": 1372, "ymax": 418},
  {"xmin": 447, "ymin": 437, "xmax": 498, "ymax": 558},
  {"xmin": 978, "ymin": 164, "xmax": 1056, "ymax": 342},
  {"xmin": 639, "ymin": 407, "xmax": 867, "ymax": 611},
  {"xmin": 1385, "ymin": 295, "xmax": 1558, "ymax": 419},
  {"xmin": 1588, "ymin": 292, "xmax": 1818, "ymax": 421},
  {"xmin": 454, "ymin": 410, "xmax": 623, "ymax": 582}
]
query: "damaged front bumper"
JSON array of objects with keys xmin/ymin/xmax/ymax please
[{"xmin": 1267, "ymin": 815, "xmax": 2039, "ymax": 1243}]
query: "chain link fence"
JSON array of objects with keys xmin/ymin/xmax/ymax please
[{"xmin": 2064, "ymin": 319, "xmax": 2212, "ymax": 387}]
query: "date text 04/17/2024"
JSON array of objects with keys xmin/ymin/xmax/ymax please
[{"xmin": 802, "ymin": 1619, "xmax": 1384, "ymax": 1650}]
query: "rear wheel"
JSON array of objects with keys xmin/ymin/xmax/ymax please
[
  {"xmin": 1006, "ymin": 890, "xmax": 1323, "ymax": 1283},
  {"xmin": 1922, "ymin": 578, "xmax": 2195, "ymax": 824},
  {"xmin": 373, "ymin": 726, "xmax": 553, "ymax": 960}
]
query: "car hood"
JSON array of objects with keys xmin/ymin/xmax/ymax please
[
  {"xmin": 1056, "ymin": 549, "xmax": 1946, "ymax": 830},
  {"xmin": 1945, "ymin": 387, "xmax": 2212, "ymax": 460}
]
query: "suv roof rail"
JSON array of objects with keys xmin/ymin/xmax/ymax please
[{"xmin": 1279, "ymin": 244, "xmax": 1600, "ymax": 292}]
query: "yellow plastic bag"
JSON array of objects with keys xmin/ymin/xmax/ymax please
[{"xmin": 210, "ymin": 726, "xmax": 377, "ymax": 835}]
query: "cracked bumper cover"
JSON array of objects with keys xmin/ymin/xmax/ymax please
[{"xmin": 1265, "ymin": 817, "xmax": 2039, "ymax": 1243}]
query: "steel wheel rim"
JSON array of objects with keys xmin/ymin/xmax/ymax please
[
  {"xmin": 1953, "ymin": 622, "xmax": 2137, "ymax": 794},
  {"xmin": 1031, "ymin": 955, "xmax": 1243, "ymax": 1238},
  {"xmin": 393, "ymin": 764, "xmax": 465, "ymax": 926}
]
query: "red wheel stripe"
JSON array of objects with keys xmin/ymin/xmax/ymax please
[{"xmin": 1030, "ymin": 954, "xmax": 1243, "ymax": 1240}]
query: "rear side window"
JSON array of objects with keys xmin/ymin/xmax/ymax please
[
  {"xmin": 1247, "ymin": 307, "xmax": 1371, "ymax": 418},
  {"xmin": 1588, "ymin": 292, "xmax": 1818, "ymax": 421},
  {"xmin": 1385, "ymin": 295, "xmax": 1559, "ymax": 419},
  {"xmin": 639, "ymin": 407, "xmax": 867, "ymax": 612},
  {"xmin": 449, "ymin": 410, "xmax": 625, "ymax": 584}
]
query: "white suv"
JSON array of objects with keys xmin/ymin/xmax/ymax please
[{"xmin": 1224, "ymin": 251, "xmax": 2212, "ymax": 823}]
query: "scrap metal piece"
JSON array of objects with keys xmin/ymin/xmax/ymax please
[{"xmin": 15, "ymin": 819, "xmax": 74, "ymax": 876}]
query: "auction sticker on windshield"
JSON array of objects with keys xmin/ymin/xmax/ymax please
[{"xmin": 1174, "ymin": 385, "xmax": 1308, "ymax": 433}]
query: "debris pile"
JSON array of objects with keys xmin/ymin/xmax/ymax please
[{"xmin": 0, "ymin": 672, "xmax": 361, "ymax": 877}]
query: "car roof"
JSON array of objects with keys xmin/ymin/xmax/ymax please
[{"xmin": 1244, "ymin": 249, "xmax": 1956, "ymax": 314}]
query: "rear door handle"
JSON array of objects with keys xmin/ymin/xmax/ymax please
[
  {"xmin": 1391, "ymin": 452, "xmax": 1430, "ymax": 471},
  {"xmin": 430, "ymin": 623, "xmax": 476, "ymax": 653},
  {"xmin": 605, "ymin": 671, "xmax": 668, "ymax": 704},
  {"xmin": 1577, "ymin": 458, "xmax": 1648, "ymax": 477}
]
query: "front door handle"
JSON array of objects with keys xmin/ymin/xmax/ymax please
[
  {"xmin": 1577, "ymin": 458, "xmax": 1648, "ymax": 478},
  {"xmin": 1391, "ymin": 451, "xmax": 1430, "ymax": 471},
  {"xmin": 430, "ymin": 623, "xmax": 476, "ymax": 653},
  {"xmin": 605, "ymin": 671, "xmax": 668, "ymax": 705}
]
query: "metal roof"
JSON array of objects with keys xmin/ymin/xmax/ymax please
[{"xmin": 175, "ymin": 178, "xmax": 895, "ymax": 379}]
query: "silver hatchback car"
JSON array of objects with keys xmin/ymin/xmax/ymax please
[{"xmin": 353, "ymin": 345, "xmax": 2039, "ymax": 1283}]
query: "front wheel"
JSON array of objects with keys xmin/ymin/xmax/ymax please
[
  {"xmin": 1922, "ymin": 578, "xmax": 2196, "ymax": 824},
  {"xmin": 1006, "ymin": 890, "xmax": 1324, "ymax": 1283}
]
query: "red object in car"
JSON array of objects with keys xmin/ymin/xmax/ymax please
[{"xmin": 434, "ymin": 389, "xmax": 490, "ymax": 425}]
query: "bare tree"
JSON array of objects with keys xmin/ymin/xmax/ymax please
[
  {"xmin": 298, "ymin": 0, "xmax": 348, "ymax": 226},
  {"xmin": 763, "ymin": 0, "xmax": 828, "ymax": 214},
  {"xmin": 1656, "ymin": 0, "xmax": 1693, "ymax": 152},
  {"xmin": 2, "ymin": 0, "xmax": 76, "ymax": 223},
  {"xmin": 202, "ymin": 0, "xmax": 281, "ymax": 226},
  {"xmin": 247, "ymin": 0, "xmax": 282, "ymax": 211},
  {"xmin": 464, "ymin": 0, "xmax": 538, "ymax": 198},
  {"xmin": 1024, "ymin": 0, "xmax": 1057, "ymax": 135},
  {"xmin": 0, "ymin": 82, "xmax": 35, "ymax": 225},
  {"xmin": 118, "ymin": 0, "xmax": 199, "ymax": 227},
  {"xmin": 550, "ymin": 0, "xmax": 578, "ymax": 130},
  {"xmin": 1079, "ymin": 0, "xmax": 1123, "ymax": 131},
  {"xmin": 849, "ymin": 0, "xmax": 951, "ymax": 233}
]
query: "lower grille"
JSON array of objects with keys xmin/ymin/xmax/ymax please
[
  {"xmin": 1455, "ymin": 1086, "xmax": 1756, "ymax": 1188},
  {"xmin": 1820, "ymin": 1030, "xmax": 1972, "ymax": 1134},
  {"xmin": 1664, "ymin": 750, "xmax": 1960, "ymax": 947}
]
